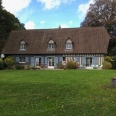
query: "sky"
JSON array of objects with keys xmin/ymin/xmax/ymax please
[{"xmin": 2, "ymin": 0, "xmax": 94, "ymax": 29}]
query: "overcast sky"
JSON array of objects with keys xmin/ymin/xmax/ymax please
[{"xmin": 2, "ymin": 0, "xmax": 94, "ymax": 29}]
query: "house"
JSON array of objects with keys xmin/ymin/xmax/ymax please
[{"xmin": 1, "ymin": 27, "xmax": 110, "ymax": 69}]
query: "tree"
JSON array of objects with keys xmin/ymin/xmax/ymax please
[
  {"xmin": 0, "ymin": 0, "xmax": 25, "ymax": 40},
  {"xmin": 0, "ymin": 9, "xmax": 25, "ymax": 39},
  {"xmin": 0, "ymin": 57, "xmax": 4, "ymax": 69},
  {"xmin": 0, "ymin": 0, "xmax": 3, "ymax": 10},
  {"xmin": 81, "ymin": 0, "xmax": 116, "ymax": 34},
  {"xmin": 0, "ymin": 0, "xmax": 25, "ymax": 52}
]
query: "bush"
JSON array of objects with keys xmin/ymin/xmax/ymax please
[
  {"xmin": 111, "ymin": 56, "xmax": 116, "ymax": 69},
  {"xmin": 102, "ymin": 61, "xmax": 112, "ymax": 69},
  {"xmin": 104, "ymin": 56, "xmax": 111, "ymax": 62},
  {"xmin": 30, "ymin": 66, "xmax": 37, "ymax": 70},
  {"xmin": 57, "ymin": 63, "xmax": 63, "ymax": 69},
  {"xmin": 66, "ymin": 61, "xmax": 79, "ymax": 69},
  {"xmin": 24, "ymin": 65, "xmax": 30, "ymax": 70},
  {"xmin": 4, "ymin": 56, "xmax": 14, "ymax": 69},
  {"xmin": 0, "ymin": 58, "xmax": 4, "ymax": 69},
  {"xmin": 15, "ymin": 65, "xmax": 24, "ymax": 70}
]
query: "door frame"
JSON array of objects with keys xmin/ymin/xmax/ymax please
[
  {"xmin": 48, "ymin": 57, "xmax": 54, "ymax": 69},
  {"xmin": 86, "ymin": 57, "xmax": 92, "ymax": 67}
]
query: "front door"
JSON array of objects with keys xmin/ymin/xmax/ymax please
[
  {"xmin": 48, "ymin": 57, "xmax": 54, "ymax": 68},
  {"xmin": 86, "ymin": 57, "xmax": 92, "ymax": 67}
]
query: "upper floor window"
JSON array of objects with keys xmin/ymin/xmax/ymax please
[
  {"xmin": 48, "ymin": 40, "xmax": 55, "ymax": 50},
  {"xmin": 66, "ymin": 39, "xmax": 72, "ymax": 50},
  {"xmin": 20, "ymin": 40, "xmax": 26, "ymax": 50}
]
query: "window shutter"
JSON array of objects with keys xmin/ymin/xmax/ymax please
[
  {"xmin": 31, "ymin": 57, "xmax": 35, "ymax": 66},
  {"xmin": 59, "ymin": 57, "xmax": 62, "ymax": 64},
  {"xmin": 45, "ymin": 57, "xmax": 48, "ymax": 68},
  {"xmin": 25, "ymin": 57, "xmax": 29, "ymax": 63},
  {"xmin": 82, "ymin": 57, "xmax": 86, "ymax": 66},
  {"xmin": 54, "ymin": 57, "xmax": 58, "ymax": 68},
  {"xmin": 93, "ymin": 57, "xmax": 98, "ymax": 65},
  {"xmin": 75, "ymin": 57, "xmax": 78, "ymax": 62},
  {"xmin": 16, "ymin": 57, "xmax": 19, "ymax": 63},
  {"xmin": 41, "ymin": 57, "xmax": 43, "ymax": 64}
]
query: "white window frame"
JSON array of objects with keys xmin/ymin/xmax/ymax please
[
  {"xmin": 66, "ymin": 39, "xmax": 72, "ymax": 50},
  {"xmin": 48, "ymin": 40, "xmax": 55, "ymax": 50},
  {"xmin": 48, "ymin": 43, "xmax": 54, "ymax": 50},
  {"xmin": 19, "ymin": 57, "xmax": 25, "ymax": 63},
  {"xmin": 66, "ymin": 43, "xmax": 72, "ymax": 49},
  {"xmin": 20, "ymin": 41, "xmax": 26, "ymax": 50}
]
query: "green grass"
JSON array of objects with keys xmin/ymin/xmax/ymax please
[{"xmin": 0, "ymin": 70, "xmax": 116, "ymax": 116}]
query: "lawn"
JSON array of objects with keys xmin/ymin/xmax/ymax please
[{"xmin": 0, "ymin": 69, "xmax": 116, "ymax": 116}]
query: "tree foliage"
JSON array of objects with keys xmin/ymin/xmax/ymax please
[
  {"xmin": 104, "ymin": 56, "xmax": 111, "ymax": 62},
  {"xmin": 111, "ymin": 56, "xmax": 116, "ymax": 69},
  {"xmin": 0, "ymin": 0, "xmax": 25, "ymax": 52},
  {"xmin": 0, "ymin": 0, "xmax": 25, "ymax": 40},
  {"xmin": 0, "ymin": 57, "xmax": 4, "ymax": 69},
  {"xmin": 0, "ymin": 0, "xmax": 3, "ymax": 10},
  {"xmin": 81, "ymin": 0, "xmax": 116, "ymax": 35},
  {"xmin": 0, "ymin": 9, "xmax": 25, "ymax": 40}
]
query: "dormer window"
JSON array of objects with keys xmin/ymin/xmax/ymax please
[
  {"xmin": 48, "ymin": 40, "xmax": 55, "ymax": 50},
  {"xmin": 20, "ymin": 40, "xmax": 26, "ymax": 50},
  {"xmin": 66, "ymin": 39, "xmax": 72, "ymax": 50}
]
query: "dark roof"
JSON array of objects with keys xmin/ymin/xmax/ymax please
[{"xmin": 2, "ymin": 27, "xmax": 110, "ymax": 55}]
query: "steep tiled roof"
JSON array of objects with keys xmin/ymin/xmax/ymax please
[{"xmin": 2, "ymin": 27, "xmax": 110, "ymax": 54}]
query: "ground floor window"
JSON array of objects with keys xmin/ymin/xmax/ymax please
[
  {"xmin": 35, "ymin": 57, "xmax": 41, "ymax": 66},
  {"xmin": 19, "ymin": 57, "xmax": 25, "ymax": 63},
  {"xmin": 48, "ymin": 57, "xmax": 54, "ymax": 66},
  {"xmin": 86, "ymin": 57, "xmax": 92, "ymax": 66}
]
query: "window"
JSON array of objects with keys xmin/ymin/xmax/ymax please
[
  {"xmin": 66, "ymin": 43, "xmax": 72, "ymax": 49},
  {"xmin": 19, "ymin": 57, "xmax": 25, "ymax": 63},
  {"xmin": 63, "ymin": 57, "xmax": 66, "ymax": 61},
  {"xmin": 48, "ymin": 40, "xmax": 55, "ymax": 50},
  {"xmin": 35, "ymin": 57, "xmax": 41, "ymax": 66},
  {"xmin": 48, "ymin": 43, "xmax": 54, "ymax": 50},
  {"xmin": 20, "ymin": 41, "xmax": 26, "ymax": 50},
  {"xmin": 66, "ymin": 39, "xmax": 72, "ymax": 50}
]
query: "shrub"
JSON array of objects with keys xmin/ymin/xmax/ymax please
[
  {"xmin": 57, "ymin": 63, "xmax": 63, "ymax": 69},
  {"xmin": 74, "ymin": 61, "xmax": 79, "ymax": 69},
  {"xmin": 102, "ymin": 61, "xmax": 112, "ymax": 69},
  {"xmin": 24, "ymin": 65, "xmax": 30, "ymax": 70},
  {"xmin": 104, "ymin": 56, "xmax": 111, "ymax": 62},
  {"xmin": 4, "ymin": 56, "xmax": 14, "ymax": 69},
  {"xmin": 15, "ymin": 65, "xmax": 24, "ymax": 70},
  {"xmin": 0, "ymin": 58, "xmax": 4, "ymax": 69},
  {"xmin": 30, "ymin": 66, "xmax": 36, "ymax": 70},
  {"xmin": 111, "ymin": 56, "xmax": 116, "ymax": 69},
  {"xmin": 66, "ymin": 61, "xmax": 79, "ymax": 69}
]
